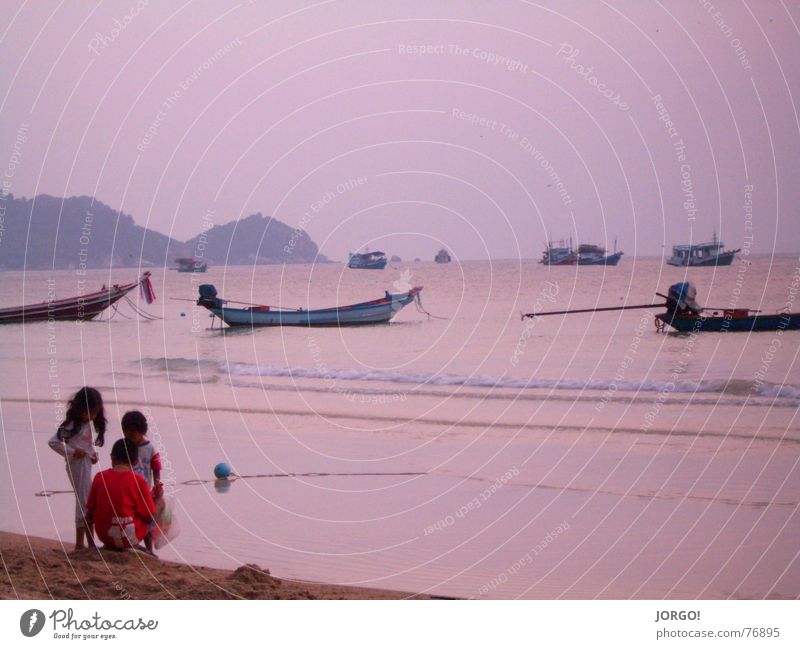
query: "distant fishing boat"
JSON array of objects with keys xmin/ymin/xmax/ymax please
[
  {"xmin": 0, "ymin": 272, "xmax": 155, "ymax": 325},
  {"xmin": 577, "ymin": 242, "xmax": 624, "ymax": 266},
  {"xmin": 174, "ymin": 257, "xmax": 208, "ymax": 272},
  {"xmin": 435, "ymin": 249, "xmax": 452, "ymax": 264},
  {"xmin": 197, "ymin": 284, "xmax": 423, "ymax": 327},
  {"xmin": 540, "ymin": 239, "xmax": 623, "ymax": 266},
  {"xmin": 347, "ymin": 251, "xmax": 387, "ymax": 270},
  {"xmin": 540, "ymin": 239, "xmax": 577, "ymax": 265},
  {"xmin": 667, "ymin": 232, "xmax": 740, "ymax": 267},
  {"xmin": 523, "ymin": 281, "xmax": 800, "ymax": 333}
]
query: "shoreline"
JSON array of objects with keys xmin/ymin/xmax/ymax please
[{"xmin": 0, "ymin": 532, "xmax": 428, "ymax": 600}]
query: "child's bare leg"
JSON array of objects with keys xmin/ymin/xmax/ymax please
[
  {"xmin": 144, "ymin": 532, "xmax": 154, "ymax": 554},
  {"xmin": 85, "ymin": 524, "xmax": 96, "ymax": 549}
]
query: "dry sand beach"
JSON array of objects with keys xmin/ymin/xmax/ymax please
[{"xmin": 0, "ymin": 532, "xmax": 424, "ymax": 600}]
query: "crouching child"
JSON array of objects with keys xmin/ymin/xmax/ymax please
[{"xmin": 86, "ymin": 438, "xmax": 156, "ymax": 553}]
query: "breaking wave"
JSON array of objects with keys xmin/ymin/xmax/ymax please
[{"xmin": 138, "ymin": 357, "xmax": 800, "ymax": 403}]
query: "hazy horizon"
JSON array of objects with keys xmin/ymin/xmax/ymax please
[{"xmin": 2, "ymin": 0, "xmax": 799, "ymax": 262}]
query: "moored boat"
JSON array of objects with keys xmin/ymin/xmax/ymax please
[
  {"xmin": 657, "ymin": 310, "xmax": 800, "ymax": 333},
  {"xmin": 348, "ymin": 251, "xmax": 387, "ymax": 269},
  {"xmin": 540, "ymin": 240, "xmax": 577, "ymax": 265},
  {"xmin": 197, "ymin": 284, "xmax": 423, "ymax": 327},
  {"xmin": 667, "ymin": 233, "xmax": 740, "ymax": 267},
  {"xmin": 654, "ymin": 282, "xmax": 800, "ymax": 332},
  {"xmin": 175, "ymin": 257, "xmax": 208, "ymax": 272},
  {"xmin": 576, "ymin": 242, "xmax": 623, "ymax": 266},
  {"xmin": 0, "ymin": 272, "xmax": 155, "ymax": 325},
  {"xmin": 523, "ymin": 281, "xmax": 800, "ymax": 334}
]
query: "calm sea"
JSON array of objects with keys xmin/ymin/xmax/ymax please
[{"xmin": 2, "ymin": 256, "xmax": 799, "ymax": 598}]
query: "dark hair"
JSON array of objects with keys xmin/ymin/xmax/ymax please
[
  {"xmin": 111, "ymin": 438, "xmax": 139, "ymax": 465},
  {"xmin": 59, "ymin": 387, "xmax": 106, "ymax": 447},
  {"xmin": 121, "ymin": 410, "xmax": 148, "ymax": 435}
]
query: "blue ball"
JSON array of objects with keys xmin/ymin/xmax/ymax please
[{"xmin": 214, "ymin": 462, "xmax": 232, "ymax": 479}]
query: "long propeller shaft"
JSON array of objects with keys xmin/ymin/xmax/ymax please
[{"xmin": 523, "ymin": 302, "xmax": 665, "ymax": 319}]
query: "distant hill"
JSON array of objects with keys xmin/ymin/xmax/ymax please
[
  {"xmin": 0, "ymin": 194, "xmax": 324, "ymax": 270},
  {"xmin": 183, "ymin": 212, "xmax": 323, "ymax": 265}
]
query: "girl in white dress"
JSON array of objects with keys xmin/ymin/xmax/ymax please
[{"xmin": 48, "ymin": 387, "xmax": 106, "ymax": 549}]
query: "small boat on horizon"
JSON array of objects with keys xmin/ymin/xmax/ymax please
[
  {"xmin": 0, "ymin": 272, "xmax": 155, "ymax": 325},
  {"xmin": 540, "ymin": 239, "xmax": 577, "ymax": 265},
  {"xmin": 541, "ymin": 239, "xmax": 623, "ymax": 266},
  {"xmin": 667, "ymin": 232, "xmax": 740, "ymax": 267},
  {"xmin": 347, "ymin": 251, "xmax": 387, "ymax": 270},
  {"xmin": 174, "ymin": 257, "xmax": 208, "ymax": 272},
  {"xmin": 577, "ymin": 242, "xmax": 624, "ymax": 266},
  {"xmin": 435, "ymin": 249, "xmax": 452, "ymax": 264},
  {"xmin": 196, "ymin": 284, "xmax": 423, "ymax": 327}
]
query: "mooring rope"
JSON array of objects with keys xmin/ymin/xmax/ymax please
[
  {"xmin": 123, "ymin": 295, "xmax": 162, "ymax": 320},
  {"xmin": 414, "ymin": 293, "xmax": 448, "ymax": 320},
  {"xmin": 34, "ymin": 471, "xmax": 426, "ymax": 496}
]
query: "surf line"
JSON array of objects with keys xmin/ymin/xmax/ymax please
[{"xmin": 8, "ymin": 397, "xmax": 799, "ymax": 443}]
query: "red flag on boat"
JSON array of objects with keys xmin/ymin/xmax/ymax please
[{"xmin": 140, "ymin": 273, "xmax": 156, "ymax": 304}]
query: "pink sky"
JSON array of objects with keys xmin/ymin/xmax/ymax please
[{"xmin": 1, "ymin": 0, "xmax": 798, "ymax": 260}]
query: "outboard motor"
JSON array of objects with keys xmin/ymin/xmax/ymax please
[
  {"xmin": 197, "ymin": 284, "xmax": 223, "ymax": 309},
  {"xmin": 666, "ymin": 282, "xmax": 701, "ymax": 315}
]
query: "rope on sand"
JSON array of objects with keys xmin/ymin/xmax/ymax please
[{"xmin": 34, "ymin": 471, "xmax": 427, "ymax": 495}]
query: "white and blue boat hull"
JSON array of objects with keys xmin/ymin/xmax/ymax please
[{"xmin": 198, "ymin": 286, "xmax": 421, "ymax": 328}]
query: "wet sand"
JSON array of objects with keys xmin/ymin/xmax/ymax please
[{"xmin": 3, "ymin": 396, "xmax": 798, "ymax": 599}]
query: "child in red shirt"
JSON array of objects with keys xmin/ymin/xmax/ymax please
[{"xmin": 86, "ymin": 439, "xmax": 156, "ymax": 551}]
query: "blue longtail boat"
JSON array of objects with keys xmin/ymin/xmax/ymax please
[
  {"xmin": 197, "ymin": 284, "xmax": 422, "ymax": 327},
  {"xmin": 523, "ymin": 282, "xmax": 800, "ymax": 333},
  {"xmin": 654, "ymin": 282, "xmax": 800, "ymax": 333}
]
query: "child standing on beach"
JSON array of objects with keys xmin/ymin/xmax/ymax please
[
  {"xmin": 121, "ymin": 410, "xmax": 161, "ymax": 552},
  {"xmin": 48, "ymin": 387, "xmax": 106, "ymax": 550},
  {"xmin": 86, "ymin": 438, "xmax": 156, "ymax": 551}
]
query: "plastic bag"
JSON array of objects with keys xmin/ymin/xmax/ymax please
[{"xmin": 151, "ymin": 494, "xmax": 180, "ymax": 549}]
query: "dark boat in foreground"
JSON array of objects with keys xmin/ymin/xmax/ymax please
[
  {"xmin": 197, "ymin": 284, "xmax": 423, "ymax": 327},
  {"xmin": 0, "ymin": 272, "xmax": 155, "ymax": 324},
  {"xmin": 659, "ymin": 309, "xmax": 800, "ymax": 333},
  {"xmin": 523, "ymin": 282, "xmax": 800, "ymax": 333},
  {"xmin": 654, "ymin": 283, "xmax": 800, "ymax": 332}
]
